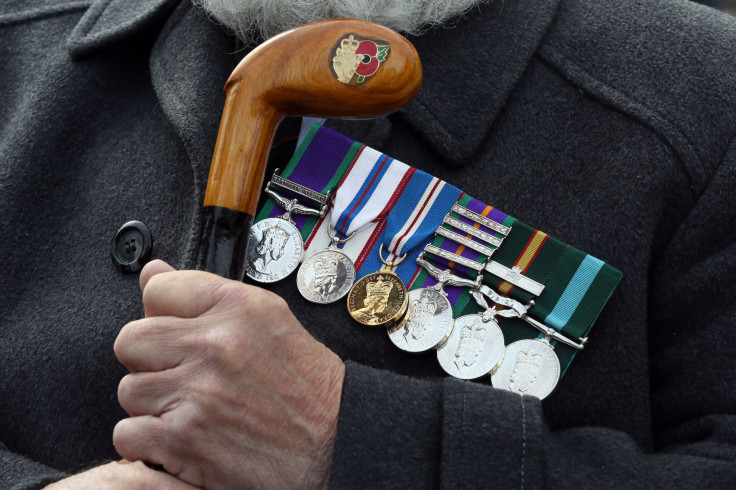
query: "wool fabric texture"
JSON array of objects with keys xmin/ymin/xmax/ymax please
[{"xmin": 1, "ymin": 0, "xmax": 736, "ymax": 488}]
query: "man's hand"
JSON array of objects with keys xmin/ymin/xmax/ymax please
[
  {"xmin": 44, "ymin": 460, "xmax": 198, "ymax": 489},
  {"xmin": 113, "ymin": 260, "xmax": 345, "ymax": 489}
]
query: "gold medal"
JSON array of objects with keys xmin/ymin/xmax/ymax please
[{"xmin": 347, "ymin": 245, "xmax": 408, "ymax": 328}]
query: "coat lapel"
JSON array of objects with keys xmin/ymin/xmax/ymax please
[
  {"xmin": 147, "ymin": 1, "xmax": 237, "ymax": 205},
  {"xmin": 67, "ymin": 0, "xmax": 179, "ymax": 58},
  {"xmin": 400, "ymin": 0, "xmax": 562, "ymax": 165}
]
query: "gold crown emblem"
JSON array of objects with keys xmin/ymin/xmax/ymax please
[
  {"xmin": 340, "ymin": 35, "xmax": 361, "ymax": 54},
  {"xmin": 459, "ymin": 322, "xmax": 487, "ymax": 347},
  {"xmin": 314, "ymin": 257, "xmax": 339, "ymax": 280},
  {"xmin": 515, "ymin": 348, "xmax": 543, "ymax": 370},
  {"xmin": 365, "ymin": 275, "xmax": 393, "ymax": 298}
]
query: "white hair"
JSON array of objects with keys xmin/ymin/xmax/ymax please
[{"xmin": 192, "ymin": 0, "xmax": 487, "ymax": 41}]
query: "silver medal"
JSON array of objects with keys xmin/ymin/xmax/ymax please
[
  {"xmin": 388, "ymin": 288, "xmax": 453, "ymax": 353},
  {"xmin": 246, "ymin": 175, "xmax": 327, "ymax": 283},
  {"xmin": 437, "ymin": 313, "xmax": 505, "ymax": 380},
  {"xmin": 491, "ymin": 338, "xmax": 560, "ymax": 400},
  {"xmin": 245, "ymin": 218, "xmax": 304, "ymax": 283},
  {"xmin": 297, "ymin": 249, "xmax": 356, "ymax": 303}
]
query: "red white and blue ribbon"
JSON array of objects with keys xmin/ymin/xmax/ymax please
[
  {"xmin": 331, "ymin": 147, "xmax": 412, "ymax": 237},
  {"xmin": 357, "ymin": 170, "xmax": 462, "ymax": 284},
  {"xmin": 304, "ymin": 146, "xmax": 413, "ymax": 261}
]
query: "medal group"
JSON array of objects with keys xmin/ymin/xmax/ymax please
[{"xmin": 246, "ymin": 125, "xmax": 622, "ymax": 400}]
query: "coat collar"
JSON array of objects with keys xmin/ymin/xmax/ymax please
[
  {"xmin": 67, "ymin": 0, "xmax": 179, "ymax": 58},
  {"xmin": 67, "ymin": 0, "xmax": 562, "ymax": 165},
  {"xmin": 402, "ymin": 0, "xmax": 561, "ymax": 165}
]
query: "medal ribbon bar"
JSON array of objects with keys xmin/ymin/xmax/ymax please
[
  {"xmin": 434, "ymin": 227, "xmax": 496, "ymax": 257},
  {"xmin": 451, "ymin": 203, "xmax": 511, "ymax": 236},
  {"xmin": 271, "ymin": 173, "xmax": 330, "ymax": 206},
  {"xmin": 443, "ymin": 216, "xmax": 503, "ymax": 247},
  {"xmin": 424, "ymin": 245, "xmax": 485, "ymax": 272},
  {"xmin": 252, "ymin": 125, "xmax": 623, "ymax": 378},
  {"xmin": 485, "ymin": 261, "xmax": 545, "ymax": 297}
]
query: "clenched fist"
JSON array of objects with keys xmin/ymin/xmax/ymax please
[{"xmin": 113, "ymin": 260, "xmax": 345, "ymax": 489}]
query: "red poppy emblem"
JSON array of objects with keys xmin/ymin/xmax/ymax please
[{"xmin": 355, "ymin": 41, "xmax": 380, "ymax": 76}]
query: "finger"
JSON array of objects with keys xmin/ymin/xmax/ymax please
[
  {"xmin": 114, "ymin": 416, "xmax": 205, "ymax": 488},
  {"xmin": 140, "ymin": 259, "xmax": 176, "ymax": 292},
  {"xmin": 115, "ymin": 316, "xmax": 193, "ymax": 372},
  {"xmin": 142, "ymin": 269, "xmax": 242, "ymax": 319},
  {"xmin": 113, "ymin": 416, "xmax": 170, "ymax": 468},
  {"xmin": 116, "ymin": 460, "xmax": 200, "ymax": 490},
  {"xmin": 118, "ymin": 371, "xmax": 182, "ymax": 417}
]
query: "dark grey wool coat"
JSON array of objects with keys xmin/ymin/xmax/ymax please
[{"xmin": 2, "ymin": 0, "xmax": 736, "ymax": 488}]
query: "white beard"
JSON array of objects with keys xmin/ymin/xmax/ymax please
[{"xmin": 192, "ymin": 0, "xmax": 487, "ymax": 40}]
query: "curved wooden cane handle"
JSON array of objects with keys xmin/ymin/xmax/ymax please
[{"xmin": 198, "ymin": 19, "xmax": 422, "ymax": 279}]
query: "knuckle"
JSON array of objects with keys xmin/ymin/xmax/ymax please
[
  {"xmin": 164, "ymin": 404, "xmax": 202, "ymax": 449},
  {"xmin": 265, "ymin": 289, "xmax": 289, "ymax": 311},
  {"xmin": 141, "ymin": 273, "xmax": 167, "ymax": 307},
  {"xmin": 217, "ymin": 279, "xmax": 253, "ymax": 305},
  {"xmin": 114, "ymin": 319, "xmax": 148, "ymax": 360},
  {"xmin": 117, "ymin": 374, "xmax": 134, "ymax": 404},
  {"xmin": 200, "ymin": 326, "xmax": 241, "ymax": 359},
  {"xmin": 145, "ymin": 270, "xmax": 170, "ymax": 292},
  {"xmin": 215, "ymin": 281, "xmax": 290, "ymax": 318},
  {"xmin": 249, "ymin": 285, "xmax": 289, "ymax": 314},
  {"xmin": 112, "ymin": 419, "xmax": 133, "ymax": 456},
  {"xmin": 114, "ymin": 323, "xmax": 135, "ymax": 360}
]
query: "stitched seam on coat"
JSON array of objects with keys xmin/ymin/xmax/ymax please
[
  {"xmin": 461, "ymin": 385, "xmax": 466, "ymax": 490},
  {"xmin": 412, "ymin": 99, "xmax": 455, "ymax": 142},
  {"xmin": 79, "ymin": 0, "xmax": 113, "ymax": 36},
  {"xmin": 704, "ymin": 128, "xmax": 736, "ymax": 196},
  {"xmin": 537, "ymin": 45, "xmax": 705, "ymax": 198},
  {"xmin": 0, "ymin": 3, "xmax": 91, "ymax": 27},
  {"xmin": 652, "ymin": 127, "xmax": 736, "ymax": 268},
  {"xmin": 521, "ymin": 396, "xmax": 527, "ymax": 490}
]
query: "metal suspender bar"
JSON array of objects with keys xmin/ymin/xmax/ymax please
[
  {"xmin": 485, "ymin": 260, "xmax": 545, "ymax": 296},
  {"xmin": 425, "ymin": 245, "xmax": 485, "ymax": 272},
  {"xmin": 435, "ymin": 227, "xmax": 497, "ymax": 257},
  {"xmin": 451, "ymin": 204, "xmax": 511, "ymax": 236},
  {"xmin": 443, "ymin": 216, "xmax": 502, "ymax": 246},
  {"xmin": 272, "ymin": 173, "xmax": 330, "ymax": 205}
]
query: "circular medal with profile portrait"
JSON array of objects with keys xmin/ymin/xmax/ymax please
[
  {"xmin": 347, "ymin": 270, "xmax": 407, "ymax": 328},
  {"xmin": 245, "ymin": 218, "xmax": 303, "ymax": 283}
]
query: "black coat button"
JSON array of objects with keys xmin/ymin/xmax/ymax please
[{"xmin": 111, "ymin": 221, "xmax": 152, "ymax": 272}]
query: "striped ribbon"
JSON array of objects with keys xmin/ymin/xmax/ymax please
[
  {"xmin": 484, "ymin": 221, "xmax": 566, "ymax": 304},
  {"xmin": 474, "ymin": 219, "xmax": 620, "ymax": 372},
  {"xmin": 330, "ymin": 147, "xmax": 412, "ymax": 238},
  {"xmin": 355, "ymin": 170, "xmax": 462, "ymax": 283},
  {"xmin": 255, "ymin": 124, "xmax": 361, "ymax": 242}
]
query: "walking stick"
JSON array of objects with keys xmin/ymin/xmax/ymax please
[{"xmin": 197, "ymin": 19, "xmax": 422, "ymax": 279}]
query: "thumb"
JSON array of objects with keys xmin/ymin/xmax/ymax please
[{"xmin": 139, "ymin": 259, "xmax": 176, "ymax": 292}]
